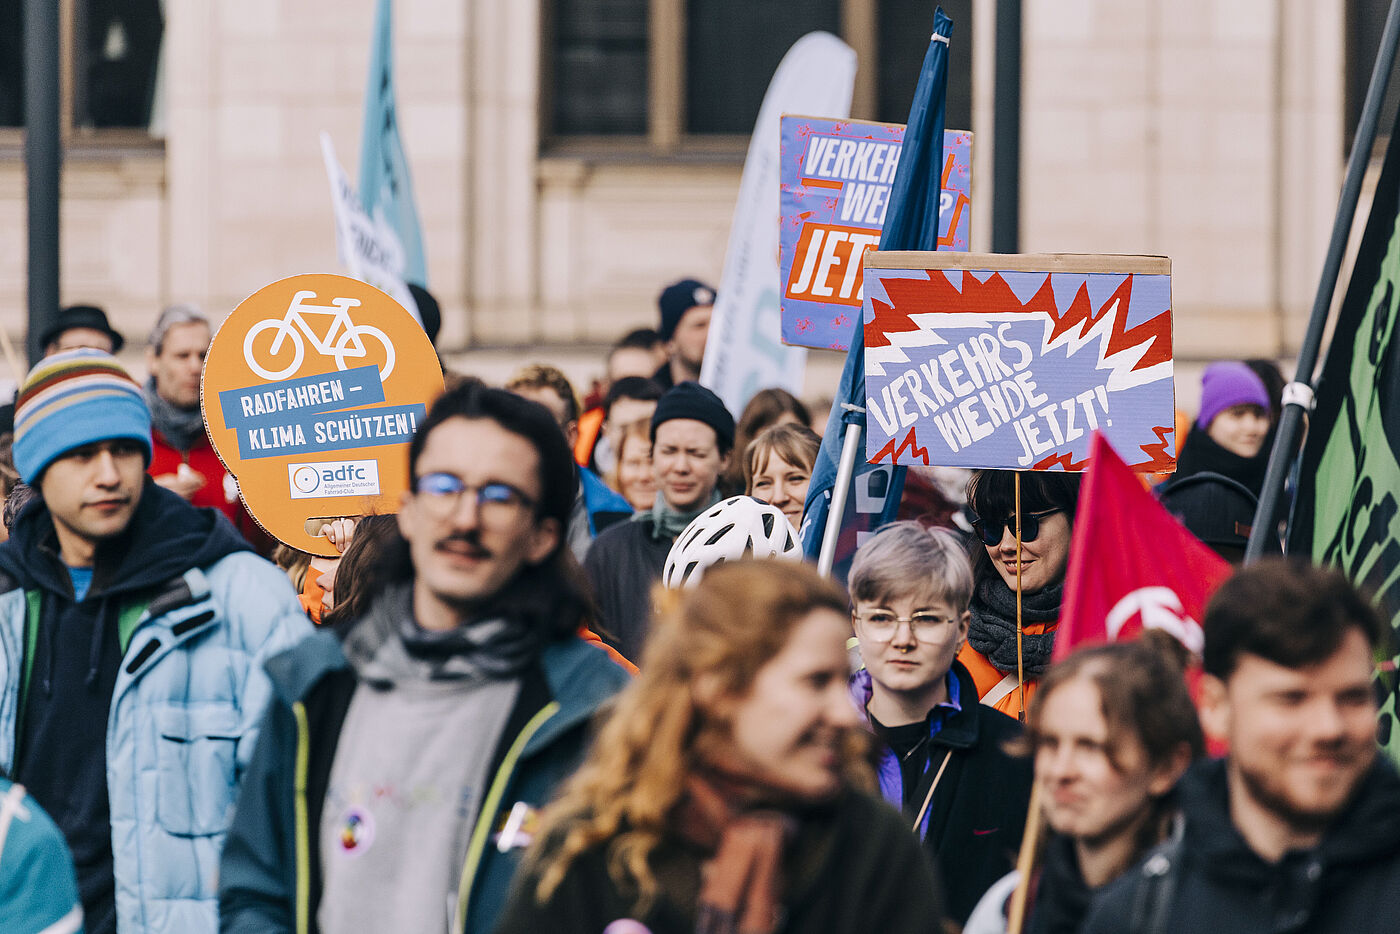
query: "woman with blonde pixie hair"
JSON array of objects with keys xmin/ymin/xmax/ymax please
[{"xmin": 496, "ymin": 560, "xmax": 945, "ymax": 934}]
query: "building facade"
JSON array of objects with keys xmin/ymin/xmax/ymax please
[{"xmin": 0, "ymin": 0, "xmax": 1359, "ymax": 389}]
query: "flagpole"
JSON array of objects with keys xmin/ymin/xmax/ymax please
[
  {"xmin": 817, "ymin": 411, "xmax": 864, "ymax": 577},
  {"xmin": 1014, "ymin": 471, "xmax": 1025, "ymax": 718},
  {"xmin": 1247, "ymin": 0, "xmax": 1400, "ymax": 562}
]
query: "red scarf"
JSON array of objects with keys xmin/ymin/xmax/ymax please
[{"xmin": 674, "ymin": 769, "xmax": 800, "ymax": 934}]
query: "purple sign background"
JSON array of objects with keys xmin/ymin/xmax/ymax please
[
  {"xmin": 862, "ymin": 260, "xmax": 1177, "ymax": 472},
  {"xmin": 779, "ymin": 116, "xmax": 971, "ymax": 350}
]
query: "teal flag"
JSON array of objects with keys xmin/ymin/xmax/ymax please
[{"xmin": 359, "ymin": 0, "xmax": 428, "ymax": 287}]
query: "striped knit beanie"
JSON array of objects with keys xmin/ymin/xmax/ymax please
[{"xmin": 13, "ymin": 349, "xmax": 153, "ymax": 483}]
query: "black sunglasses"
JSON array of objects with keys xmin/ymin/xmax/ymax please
[{"xmin": 970, "ymin": 508, "xmax": 1062, "ymax": 547}]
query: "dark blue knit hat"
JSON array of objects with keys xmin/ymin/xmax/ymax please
[
  {"xmin": 657, "ymin": 279, "xmax": 716, "ymax": 341},
  {"xmin": 650, "ymin": 381, "xmax": 735, "ymax": 453}
]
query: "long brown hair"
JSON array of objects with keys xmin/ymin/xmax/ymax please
[{"xmin": 528, "ymin": 559, "xmax": 869, "ymax": 908}]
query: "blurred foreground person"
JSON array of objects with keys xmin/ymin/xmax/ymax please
[
  {"xmin": 496, "ymin": 560, "xmax": 945, "ymax": 934},
  {"xmin": 848, "ymin": 523, "xmax": 1031, "ymax": 925},
  {"xmin": 960, "ymin": 470, "xmax": 1080, "ymax": 719},
  {"xmin": 219, "ymin": 382, "xmax": 631, "ymax": 934},
  {"xmin": 965, "ymin": 635, "xmax": 1202, "ymax": 934},
  {"xmin": 1083, "ymin": 561, "xmax": 1400, "ymax": 934},
  {"xmin": 0, "ymin": 775, "xmax": 84, "ymax": 934}
]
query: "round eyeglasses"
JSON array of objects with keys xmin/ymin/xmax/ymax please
[
  {"xmin": 854, "ymin": 610, "xmax": 960, "ymax": 642},
  {"xmin": 412, "ymin": 472, "xmax": 536, "ymax": 523}
]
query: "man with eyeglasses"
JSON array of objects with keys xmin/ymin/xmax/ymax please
[
  {"xmin": 847, "ymin": 521, "xmax": 1032, "ymax": 926},
  {"xmin": 220, "ymin": 382, "xmax": 632, "ymax": 934}
]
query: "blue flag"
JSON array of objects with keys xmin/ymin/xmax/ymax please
[
  {"xmin": 800, "ymin": 7, "xmax": 952, "ymax": 582},
  {"xmin": 360, "ymin": 0, "xmax": 428, "ymax": 288}
]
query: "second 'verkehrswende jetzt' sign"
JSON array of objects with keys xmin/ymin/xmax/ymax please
[{"xmin": 862, "ymin": 252, "xmax": 1176, "ymax": 472}]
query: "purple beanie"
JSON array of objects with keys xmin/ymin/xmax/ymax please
[{"xmin": 1197, "ymin": 362, "xmax": 1270, "ymax": 430}]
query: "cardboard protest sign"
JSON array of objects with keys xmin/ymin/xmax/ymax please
[
  {"xmin": 203, "ymin": 274, "xmax": 444, "ymax": 555},
  {"xmin": 779, "ymin": 117, "xmax": 971, "ymax": 350},
  {"xmin": 861, "ymin": 252, "xmax": 1175, "ymax": 472}
]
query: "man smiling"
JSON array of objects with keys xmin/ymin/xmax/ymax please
[{"xmin": 1083, "ymin": 560, "xmax": 1400, "ymax": 933}]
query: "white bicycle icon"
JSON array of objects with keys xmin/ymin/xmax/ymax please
[{"xmin": 243, "ymin": 290, "xmax": 395, "ymax": 382}]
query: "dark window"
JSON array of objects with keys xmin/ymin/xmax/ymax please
[
  {"xmin": 74, "ymin": 0, "xmax": 164, "ymax": 130},
  {"xmin": 0, "ymin": 0, "xmax": 164, "ymax": 132},
  {"xmin": 1348, "ymin": 0, "xmax": 1400, "ymax": 149},
  {"xmin": 551, "ymin": 0, "xmax": 649, "ymax": 135},
  {"xmin": 685, "ymin": 0, "xmax": 840, "ymax": 135},
  {"xmin": 1, "ymin": 0, "xmax": 23, "ymax": 127},
  {"xmin": 877, "ymin": 0, "xmax": 973, "ymax": 130}
]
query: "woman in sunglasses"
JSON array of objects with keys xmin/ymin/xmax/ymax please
[{"xmin": 957, "ymin": 470, "xmax": 1081, "ymax": 719}]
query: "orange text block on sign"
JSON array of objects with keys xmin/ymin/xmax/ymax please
[{"xmin": 784, "ymin": 222, "xmax": 883, "ymax": 307}]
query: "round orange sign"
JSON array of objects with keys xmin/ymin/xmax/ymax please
[{"xmin": 202, "ymin": 274, "xmax": 444, "ymax": 555}]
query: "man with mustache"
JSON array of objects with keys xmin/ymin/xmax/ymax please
[
  {"xmin": 219, "ymin": 381, "xmax": 631, "ymax": 934},
  {"xmin": 0, "ymin": 350, "xmax": 311, "ymax": 934},
  {"xmin": 1082, "ymin": 560, "xmax": 1400, "ymax": 934}
]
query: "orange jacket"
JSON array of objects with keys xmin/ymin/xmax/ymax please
[{"xmin": 956, "ymin": 618, "xmax": 1056, "ymax": 721}]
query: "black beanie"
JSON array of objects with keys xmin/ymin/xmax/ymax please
[
  {"xmin": 650, "ymin": 381, "xmax": 735, "ymax": 452},
  {"xmin": 657, "ymin": 278, "xmax": 716, "ymax": 341}
]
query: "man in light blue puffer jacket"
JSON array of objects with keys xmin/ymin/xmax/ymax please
[{"xmin": 0, "ymin": 350, "xmax": 311, "ymax": 934}]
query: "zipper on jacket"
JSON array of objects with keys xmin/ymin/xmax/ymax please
[
  {"xmin": 452, "ymin": 701, "xmax": 560, "ymax": 932},
  {"xmin": 294, "ymin": 701, "xmax": 312, "ymax": 934}
]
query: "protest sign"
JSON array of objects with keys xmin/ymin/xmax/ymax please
[
  {"xmin": 203, "ymin": 274, "xmax": 443, "ymax": 555},
  {"xmin": 699, "ymin": 32, "xmax": 856, "ymax": 416},
  {"xmin": 320, "ymin": 132, "xmax": 422, "ymax": 326},
  {"xmin": 779, "ymin": 117, "xmax": 971, "ymax": 350},
  {"xmin": 861, "ymin": 252, "xmax": 1176, "ymax": 471}
]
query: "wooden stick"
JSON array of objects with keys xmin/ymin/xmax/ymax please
[
  {"xmin": 1006, "ymin": 782, "xmax": 1044, "ymax": 933},
  {"xmin": 1015, "ymin": 472, "xmax": 1025, "ymax": 720},
  {"xmin": 0, "ymin": 328, "xmax": 25, "ymax": 385}
]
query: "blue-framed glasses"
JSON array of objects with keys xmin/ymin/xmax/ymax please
[{"xmin": 412, "ymin": 472, "xmax": 536, "ymax": 522}]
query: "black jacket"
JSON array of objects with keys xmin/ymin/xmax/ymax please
[
  {"xmin": 493, "ymin": 788, "xmax": 944, "ymax": 934},
  {"xmin": 1082, "ymin": 757, "xmax": 1400, "ymax": 934},
  {"xmin": 855, "ymin": 659, "xmax": 1033, "ymax": 924},
  {"xmin": 582, "ymin": 518, "xmax": 672, "ymax": 660}
]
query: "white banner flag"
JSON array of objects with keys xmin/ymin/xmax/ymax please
[
  {"xmin": 319, "ymin": 132, "xmax": 422, "ymax": 326},
  {"xmin": 699, "ymin": 32, "xmax": 858, "ymax": 415}
]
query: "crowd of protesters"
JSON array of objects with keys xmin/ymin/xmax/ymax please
[{"xmin": 0, "ymin": 281, "xmax": 1392, "ymax": 934}]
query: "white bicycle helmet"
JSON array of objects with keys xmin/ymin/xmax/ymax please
[{"xmin": 662, "ymin": 495, "xmax": 803, "ymax": 589}]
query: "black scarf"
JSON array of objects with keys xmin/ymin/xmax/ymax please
[
  {"xmin": 343, "ymin": 582, "xmax": 540, "ymax": 683},
  {"xmin": 966, "ymin": 576, "xmax": 1062, "ymax": 676},
  {"xmin": 1175, "ymin": 425, "xmax": 1268, "ymax": 496},
  {"xmin": 143, "ymin": 378, "xmax": 206, "ymax": 453}
]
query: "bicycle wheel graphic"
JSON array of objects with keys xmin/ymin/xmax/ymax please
[
  {"xmin": 332, "ymin": 324, "xmax": 396, "ymax": 381},
  {"xmin": 244, "ymin": 319, "xmax": 306, "ymax": 381}
]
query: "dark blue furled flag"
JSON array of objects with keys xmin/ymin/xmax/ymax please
[{"xmin": 800, "ymin": 7, "xmax": 953, "ymax": 582}]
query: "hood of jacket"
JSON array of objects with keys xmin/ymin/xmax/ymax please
[
  {"xmin": 1180, "ymin": 755, "xmax": 1400, "ymax": 883},
  {"xmin": 0, "ymin": 479, "xmax": 250, "ymax": 601}
]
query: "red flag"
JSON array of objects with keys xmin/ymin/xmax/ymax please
[{"xmin": 1056, "ymin": 432, "xmax": 1232, "ymax": 662}]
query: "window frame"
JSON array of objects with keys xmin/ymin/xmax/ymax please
[
  {"xmin": 541, "ymin": 0, "xmax": 878, "ymax": 158},
  {"xmin": 0, "ymin": 0, "xmax": 166, "ymax": 156}
]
